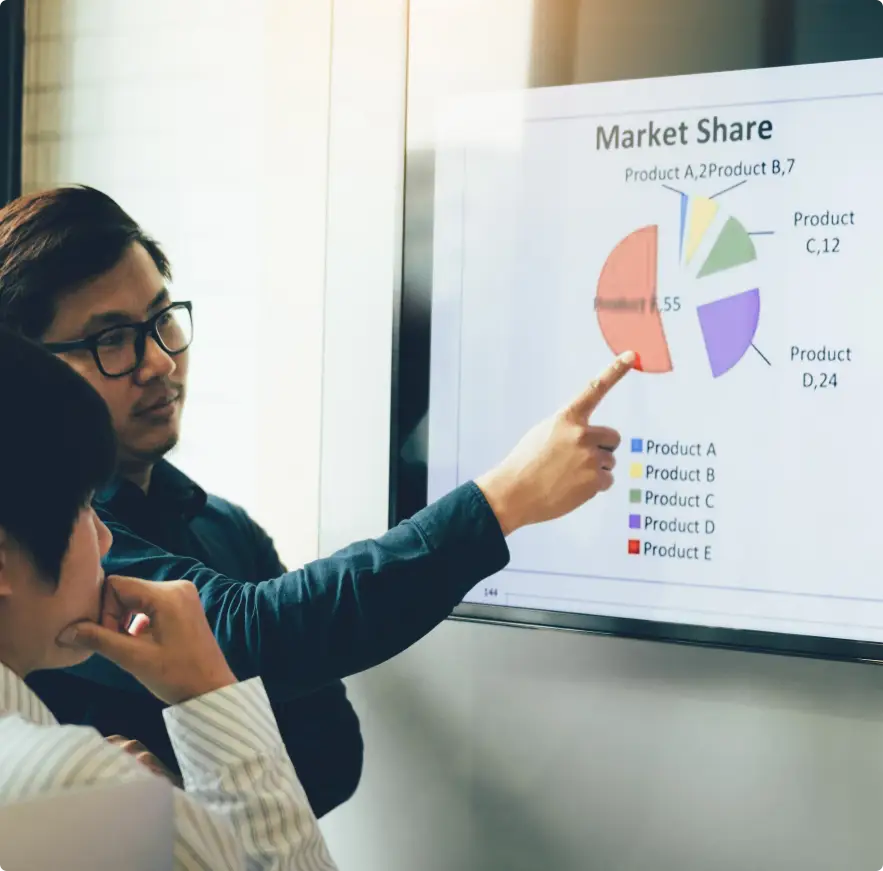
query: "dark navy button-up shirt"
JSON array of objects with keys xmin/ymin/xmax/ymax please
[{"xmin": 28, "ymin": 465, "xmax": 510, "ymax": 815}]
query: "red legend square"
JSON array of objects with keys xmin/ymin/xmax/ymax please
[{"xmin": 627, "ymin": 539, "xmax": 640, "ymax": 555}]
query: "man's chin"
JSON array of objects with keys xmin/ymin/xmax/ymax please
[
  {"xmin": 71, "ymin": 648, "xmax": 94, "ymax": 665},
  {"xmin": 126, "ymin": 433, "xmax": 180, "ymax": 465},
  {"xmin": 49, "ymin": 646, "xmax": 94, "ymax": 670}
]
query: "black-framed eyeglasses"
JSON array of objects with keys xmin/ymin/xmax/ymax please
[{"xmin": 43, "ymin": 301, "xmax": 194, "ymax": 378}]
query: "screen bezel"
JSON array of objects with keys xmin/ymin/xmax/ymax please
[
  {"xmin": 451, "ymin": 601, "xmax": 883, "ymax": 665},
  {"xmin": 389, "ymin": 0, "xmax": 883, "ymax": 666}
]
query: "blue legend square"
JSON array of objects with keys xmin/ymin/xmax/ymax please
[
  {"xmin": 631, "ymin": 438, "xmax": 643, "ymax": 453},
  {"xmin": 628, "ymin": 514, "xmax": 641, "ymax": 529}
]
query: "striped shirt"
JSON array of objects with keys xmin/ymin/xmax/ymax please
[{"xmin": 0, "ymin": 662, "xmax": 338, "ymax": 871}]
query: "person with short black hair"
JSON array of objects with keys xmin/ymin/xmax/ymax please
[
  {"xmin": 0, "ymin": 326, "xmax": 116, "ymax": 677},
  {"xmin": 0, "ymin": 328, "xmax": 336, "ymax": 871}
]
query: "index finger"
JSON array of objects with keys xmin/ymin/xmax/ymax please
[
  {"xmin": 565, "ymin": 351, "xmax": 638, "ymax": 419},
  {"xmin": 103, "ymin": 575, "xmax": 162, "ymax": 615}
]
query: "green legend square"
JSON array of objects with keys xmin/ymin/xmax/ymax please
[{"xmin": 629, "ymin": 489, "xmax": 642, "ymax": 504}]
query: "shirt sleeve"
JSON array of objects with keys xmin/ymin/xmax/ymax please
[
  {"xmin": 164, "ymin": 677, "xmax": 336, "ymax": 871},
  {"xmin": 77, "ymin": 481, "xmax": 509, "ymax": 698},
  {"xmin": 0, "ymin": 679, "xmax": 336, "ymax": 870}
]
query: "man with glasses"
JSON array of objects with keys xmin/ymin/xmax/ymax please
[
  {"xmin": 43, "ymin": 294, "xmax": 195, "ymax": 489},
  {"xmin": 0, "ymin": 185, "xmax": 635, "ymax": 812}
]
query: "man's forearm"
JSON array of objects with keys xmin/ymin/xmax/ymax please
[
  {"xmin": 73, "ymin": 481, "xmax": 508, "ymax": 696},
  {"xmin": 207, "ymin": 481, "xmax": 509, "ymax": 694}
]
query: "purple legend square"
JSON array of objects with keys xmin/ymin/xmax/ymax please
[{"xmin": 629, "ymin": 514, "xmax": 641, "ymax": 529}]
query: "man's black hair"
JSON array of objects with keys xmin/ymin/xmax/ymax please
[
  {"xmin": 0, "ymin": 185, "xmax": 171, "ymax": 339},
  {"xmin": 0, "ymin": 328, "xmax": 116, "ymax": 582}
]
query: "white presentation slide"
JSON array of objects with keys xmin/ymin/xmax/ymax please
[{"xmin": 427, "ymin": 57, "xmax": 883, "ymax": 645}]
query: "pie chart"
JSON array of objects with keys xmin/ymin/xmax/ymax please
[{"xmin": 595, "ymin": 195, "xmax": 760, "ymax": 378}]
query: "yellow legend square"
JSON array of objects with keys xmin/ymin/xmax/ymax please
[{"xmin": 629, "ymin": 463, "xmax": 643, "ymax": 478}]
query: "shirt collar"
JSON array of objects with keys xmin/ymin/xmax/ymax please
[
  {"xmin": 95, "ymin": 460, "xmax": 207, "ymax": 521},
  {"xmin": 0, "ymin": 661, "xmax": 58, "ymax": 727}
]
